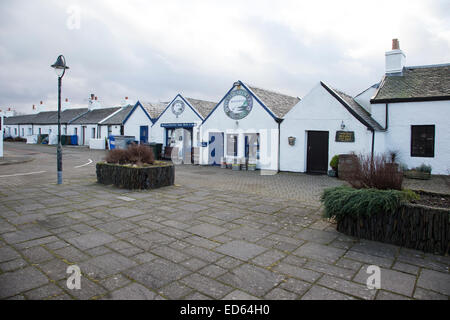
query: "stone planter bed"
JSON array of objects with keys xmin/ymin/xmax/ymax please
[
  {"xmin": 96, "ymin": 161, "xmax": 174, "ymax": 190},
  {"xmin": 404, "ymin": 170, "xmax": 431, "ymax": 180},
  {"xmin": 336, "ymin": 192, "xmax": 450, "ymax": 255}
]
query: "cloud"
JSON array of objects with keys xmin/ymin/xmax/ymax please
[{"xmin": 0, "ymin": 0, "xmax": 449, "ymax": 113}]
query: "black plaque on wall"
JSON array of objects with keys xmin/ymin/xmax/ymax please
[{"xmin": 335, "ymin": 131, "xmax": 355, "ymax": 142}]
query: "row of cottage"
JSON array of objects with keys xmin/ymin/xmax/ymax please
[{"xmin": 4, "ymin": 40, "xmax": 450, "ymax": 174}]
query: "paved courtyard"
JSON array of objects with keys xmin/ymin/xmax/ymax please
[{"xmin": 0, "ymin": 142, "xmax": 449, "ymax": 300}]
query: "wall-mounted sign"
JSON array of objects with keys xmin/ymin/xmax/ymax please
[
  {"xmin": 161, "ymin": 122, "xmax": 195, "ymax": 128},
  {"xmin": 335, "ymin": 131, "xmax": 355, "ymax": 142},
  {"xmin": 171, "ymin": 100, "xmax": 185, "ymax": 117},
  {"xmin": 224, "ymin": 89, "xmax": 253, "ymax": 120}
]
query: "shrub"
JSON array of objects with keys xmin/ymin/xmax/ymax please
[
  {"xmin": 415, "ymin": 163, "xmax": 432, "ymax": 174},
  {"xmin": 321, "ymin": 186, "xmax": 418, "ymax": 220},
  {"xmin": 330, "ymin": 155, "xmax": 339, "ymax": 170},
  {"xmin": 344, "ymin": 153, "xmax": 403, "ymax": 190},
  {"xmin": 105, "ymin": 144, "xmax": 155, "ymax": 166}
]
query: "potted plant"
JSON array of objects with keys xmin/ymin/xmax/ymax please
[
  {"xmin": 328, "ymin": 155, "xmax": 339, "ymax": 177},
  {"xmin": 232, "ymin": 158, "xmax": 240, "ymax": 171},
  {"xmin": 248, "ymin": 158, "xmax": 257, "ymax": 171},
  {"xmin": 404, "ymin": 163, "xmax": 432, "ymax": 180}
]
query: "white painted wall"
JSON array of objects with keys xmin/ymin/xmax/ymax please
[
  {"xmin": 0, "ymin": 116, "xmax": 3, "ymax": 157},
  {"xmin": 151, "ymin": 95, "xmax": 202, "ymax": 147},
  {"xmin": 355, "ymin": 85, "xmax": 378, "ymax": 114},
  {"xmin": 200, "ymin": 86, "xmax": 280, "ymax": 171},
  {"xmin": 280, "ymin": 83, "xmax": 373, "ymax": 173},
  {"xmin": 372, "ymin": 100, "xmax": 450, "ymax": 175},
  {"xmin": 124, "ymin": 105, "xmax": 153, "ymax": 142}
]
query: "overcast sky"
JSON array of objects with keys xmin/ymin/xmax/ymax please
[{"xmin": 1, "ymin": 0, "xmax": 449, "ymax": 113}]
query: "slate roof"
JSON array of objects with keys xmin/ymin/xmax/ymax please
[
  {"xmin": 141, "ymin": 102, "xmax": 168, "ymax": 120},
  {"xmin": 371, "ymin": 64, "xmax": 450, "ymax": 103},
  {"xmin": 321, "ymin": 82, "xmax": 384, "ymax": 131},
  {"xmin": 4, "ymin": 114, "xmax": 37, "ymax": 125},
  {"xmin": 100, "ymin": 105, "xmax": 134, "ymax": 125},
  {"xmin": 31, "ymin": 111, "xmax": 58, "ymax": 124},
  {"xmin": 48, "ymin": 108, "xmax": 89, "ymax": 124},
  {"xmin": 186, "ymin": 98, "xmax": 217, "ymax": 118},
  {"xmin": 70, "ymin": 107, "xmax": 121, "ymax": 124},
  {"xmin": 245, "ymin": 84, "xmax": 300, "ymax": 118}
]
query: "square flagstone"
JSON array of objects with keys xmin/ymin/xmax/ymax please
[
  {"xmin": 181, "ymin": 273, "xmax": 233, "ymax": 299},
  {"xmin": 0, "ymin": 266, "xmax": 49, "ymax": 299},
  {"xmin": 293, "ymin": 242, "xmax": 346, "ymax": 264},
  {"xmin": 215, "ymin": 240, "xmax": 266, "ymax": 261},
  {"xmin": 79, "ymin": 253, "xmax": 138, "ymax": 279},
  {"xmin": 106, "ymin": 283, "xmax": 158, "ymax": 300},
  {"xmin": 108, "ymin": 207, "xmax": 144, "ymax": 218},
  {"xmin": 301, "ymin": 285, "xmax": 356, "ymax": 300},
  {"xmin": 67, "ymin": 231, "xmax": 116, "ymax": 250},
  {"xmin": 416, "ymin": 269, "xmax": 450, "ymax": 296},
  {"xmin": 186, "ymin": 223, "xmax": 227, "ymax": 238}
]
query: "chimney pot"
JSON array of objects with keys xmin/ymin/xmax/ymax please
[
  {"xmin": 32, "ymin": 105, "xmax": 35, "ymax": 109},
  {"xmin": 125, "ymin": 97, "xmax": 128, "ymax": 100},
  {"xmin": 8, "ymin": 108, "xmax": 11, "ymax": 111},
  {"xmin": 40, "ymin": 101, "xmax": 43, "ymax": 105},
  {"xmin": 65, "ymin": 98, "xmax": 68, "ymax": 102},
  {"xmin": 91, "ymin": 94, "xmax": 95, "ymax": 100},
  {"xmin": 392, "ymin": 38, "xmax": 400, "ymax": 50},
  {"xmin": 95, "ymin": 96, "xmax": 98, "ymax": 101}
]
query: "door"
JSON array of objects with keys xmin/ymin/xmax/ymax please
[
  {"xmin": 182, "ymin": 128, "xmax": 192, "ymax": 164},
  {"xmin": 140, "ymin": 126, "xmax": 148, "ymax": 144},
  {"xmin": 208, "ymin": 132, "xmax": 224, "ymax": 166},
  {"xmin": 307, "ymin": 131, "xmax": 329, "ymax": 174},
  {"xmin": 82, "ymin": 126, "xmax": 86, "ymax": 145}
]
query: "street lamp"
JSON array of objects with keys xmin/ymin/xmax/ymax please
[{"xmin": 51, "ymin": 55, "xmax": 69, "ymax": 185}]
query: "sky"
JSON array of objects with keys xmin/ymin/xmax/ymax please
[{"xmin": 0, "ymin": 0, "xmax": 449, "ymax": 114}]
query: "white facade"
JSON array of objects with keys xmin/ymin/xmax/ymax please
[
  {"xmin": 371, "ymin": 100, "xmax": 450, "ymax": 175},
  {"xmin": 0, "ymin": 115, "xmax": 3, "ymax": 157},
  {"xmin": 200, "ymin": 82, "xmax": 280, "ymax": 171},
  {"xmin": 280, "ymin": 82, "xmax": 374, "ymax": 173},
  {"xmin": 123, "ymin": 102, "xmax": 153, "ymax": 142}
]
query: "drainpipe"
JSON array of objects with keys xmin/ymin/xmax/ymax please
[
  {"xmin": 371, "ymin": 129, "xmax": 375, "ymax": 159},
  {"xmin": 385, "ymin": 103, "xmax": 389, "ymax": 130},
  {"xmin": 277, "ymin": 119, "xmax": 282, "ymax": 172}
]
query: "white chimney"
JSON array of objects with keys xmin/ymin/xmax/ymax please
[
  {"xmin": 62, "ymin": 98, "xmax": 70, "ymax": 111},
  {"xmin": 385, "ymin": 38, "xmax": 406, "ymax": 75},
  {"xmin": 121, "ymin": 96, "xmax": 132, "ymax": 107},
  {"xmin": 37, "ymin": 101, "xmax": 45, "ymax": 113}
]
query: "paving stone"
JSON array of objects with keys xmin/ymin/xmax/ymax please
[
  {"xmin": 416, "ymin": 269, "xmax": 450, "ymax": 296},
  {"xmin": 273, "ymin": 262, "xmax": 321, "ymax": 283},
  {"xmin": 349, "ymin": 240, "xmax": 399, "ymax": 259},
  {"xmin": 250, "ymin": 204, "xmax": 284, "ymax": 214},
  {"xmin": 215, "ymin": 240, "xmax": 266, "ymax": 261},
  {"xmin": 301, "ymin": 285, "xmax": 356, "ymax": 300},
  {"xmin": 251, "ymin": 250, "xmax": 286, "ymax": 267},
  {"xmin": 222, "ymin": 290, "xmax": 260, "ymax": 300},
  {"xmin": 181, "ymin": 273, "xmax": 233, "ymax": 299},
  {"xmin": 353, "ymin": 266, "xmax": 416, "ymax": 297},
  {"xmin": 218, "ymin": 264, "xmax": 285, "ymax": 297},
  {"xmin": 45, "ymin": 240, "xmax": 70, "ymax": 250},
  {"xmin": 133, "ymin": 252, "xmax": 157, "ymax": 263},
  {"xmin": 318, "ymin": 275, "xmax": 377, "ymax": 300},
  {"xmin": 25, "ymin": 283, "xmax": 63, "ymax": 300},
  {"xmin": 184, "ymin": 246, "xmax": 224, "ymax": 263},
  {"xmin": 118, "ymin": 247, "xmax": 144, "ymax": 257},
  {"xmin": 2, "ymin": 226, "xmax": 51, "ymax": 244},
  {"xmin": 181, "ymin": 258, "xmax": 210, "ymax": 271},
  {"xmin": 184, "ymin": 236, "xmax": 219, "ymax": 249},
  {"xmin": 198, "ymin": 264, "xmax": 228, "ymax": 278},
  {"xmin": 209, "ymin": 210, "xmax": 247, "ymax": 222},
  {"xmin": 413, "ymin": 287, "xmax": 448, "ymax": 300},
  {"xmin": 225, "ymin": 226, "xmax": 270, "ymax": 242},
  {"xmin": 108, "ymin": 207, "xmax": 145, "ymax": 218},
  {"xmin": 335, "ymin": 258, "xmax": 363, "ymax": 271},
  {"xmin": 106, "ymin": 283, "xmax": 158, "ymax": 300},
  {"xmin": 265, "ymin": 287, "xmax": 298, "ymax": 300},
  {"xmin": 344, "ymin": 251, "xmax": 393, "ymax": 268},
  {"xmin": 281, "ymin": 255, "xmax": 308, "ymax": 267},
  {"xmin": 98, "ymin": 221, "xmax": 137, "ymax": 234},
  {"xmin": 100, "ymin": 274, "xmax": 131, "ymax": 291},
  {"xmin": 295, "ymin": 229, "xmax": 338, "ymax": 244},
  {"xmin": 61, "ymin": 278, "xmax": 106, "ymax": 300},
  {"xmin": 0, "ymin": 266, "xmax": 49, "ymax": 299},
  {"xmin": 279, "ymin": 278, "xmax": 311, "ymax": 296},
  {"xmin": 397, "ymin": 254, "xmax": 448, "ymax": 273},
  {"xmin": 178, "ymin": 203, "xmax": 208, "ymax": 212},
  {"xmin": 0, "ymin": 246, "xmax": 20, "ymax": 262},
  {"xmin": 376, "ymin": 290, "xmax": 411, "ymax": 300},
  {"xmin": 122, "ymin": 258, "xmax": 191, "ymax": 289},
  {"xmin": 0, "ymin": 258, "xmax": 28, "ymax": 271},
  {"xmin": 37, "ymin": 259, "xmax": 69, "ymax": 281},
  {"xmin": 79, "ymin": 253, "xmax": 138, "ymax": 279},
  {"xmin": 54, "ymin": 246, "xmax": 89, "ymax": 264},
  {"xmin": 67, "ymin": 231, "xmax": 116, "ymax": 250},
  {"xmin": 186, "ymin": 223, "xmax": 228, "ymax": 238},
  {"xmin": 304, "ymin": 260, "xmax": 356, "ymax": 280},
  {"xmin": 392, "ymin": 262, "xmax": 420, "ymax": 275},
  {"xmin": 85, "ymin": 246, "xmax": 112, "ymax": 257},
  {"xmin": 150, "ymin": 246, "xmax": 190, "ymax": 263},
  {"xmin": 293, "ymin": 242, "xmax": 346, "ymax": 264},
  {"xmin": 158, "ymin": 281, "xmax": 193, "ymax": 299},
  {"xmin": 183, "ymin": 291, "xmax": 212, "ymax": 300}
]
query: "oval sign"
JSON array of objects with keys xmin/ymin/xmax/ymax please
[{"xmin": 224, "ymin": 89, "xmax": 253, "ymax": 120}]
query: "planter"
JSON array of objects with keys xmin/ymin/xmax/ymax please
[
  {"xmin": 232, "ymin": 163, "xmax": 241, "ymax": 171},
  {"xmin": 338, "ymin": 154, "xmax": 358, "ymax": 181},
  {"xmin": 248, "ymin": 163, "xmax": 256, "ymax": 171},
  {"xmin": 404, "ymin": 170, "xmax": 431, "ymax": 180},
  {"xmin": 328, "ymin": 169, "xmax": 337, "ymax": 177},
  {"xmin": 96, "ymin": 161, "xmax": 174, "ymax": 190},
  {"xmin": 336, "ymin": 203, "xmax": 450, "ymax": 255}
]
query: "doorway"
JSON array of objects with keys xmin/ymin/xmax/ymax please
[
  {"xmin": 140, "ymin": 126, "xmax": 149, "ymax": 144},
  {"xmin": 82, "ymin": 126, "xmax": 86, "ymax": 145},
  {"xmin": 208, "ymin": 132, "xmax": 224, "ymax": 166},
  {"xmin": 306, "ymin": 131, "xmax": 329, "ymax": 174}
]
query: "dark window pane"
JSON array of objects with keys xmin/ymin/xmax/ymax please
[{"xmin": 411, "ymin": 125, "xmax": 435, "ymax": 157}]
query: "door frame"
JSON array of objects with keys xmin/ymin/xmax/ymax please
[
  {"xmin": 306, "ymin": 130, "xmax": 329, "ymax": 174},
  {"xmin": 140, "ymin": 125, "xmax": 149, "ymax": 144},
  {"xmin": 208, "ymin": 132, "xmax": 224, "ymax": 166}
]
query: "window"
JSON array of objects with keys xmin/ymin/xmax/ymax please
[
  {"xmin": 91, "ymin": 128, "xmax": 96, "ymax": 139},
  {"xmin": 411, "ymin": 125, "xmax": 435, "ymax": 157},
  {"xmin": 226, "ymin": 134, "xmax": 238, "ymax": 157},
  {"xmin": 14, "ymin": 128, "xmax": 17, "ymax": 135},
  {"xmin": 39, "ymin": 128, "xmax": 42, "ymax": 134},
  {"xmin": 63, "ymin": 127, "xmax": 67, "ymax": 135},
  {"xmin": 21, "ymin": 128, "xmax": 24, "ymax": 136},
  {"xmin": 28, "ymin": 128, "xmax": 32, "ymax": 135},
  {"xmin": 74, "ymin": 127, "xmax": 78, "ymax": 135}
]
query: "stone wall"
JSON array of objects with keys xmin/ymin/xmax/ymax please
[{"xmin": 96, "ymin": 162, "xmax": 175, "ymax": 190}]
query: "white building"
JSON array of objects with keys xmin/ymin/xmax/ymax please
[
  {"xmin": 280, "ymin": 82, "xmax": 383, "ymax": 173},
  {"xmin": 150, "ymin": 95, "xmax": 216, "ymax": 163},
  {"xmin": 200, "ymin": 80, "xmax": 299, "ymax": 172},
  {"xmin": 368, "ymin": 40, "xmax": 450, "ymax": 175}
]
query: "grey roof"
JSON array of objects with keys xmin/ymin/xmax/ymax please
[
  {"xmin": 100, "ymin": 105, "xmax": 134, "ymax": 125},
  {"xmin": 321, "ymin": 82, "xmax": 384, "ymax": 131},
  {"xmin": 70, "ymin": 107, "xmax": 120, "ymax": 124},
  {"xmin": 4, "ymin": 114, "xmax": 37, "ymax": 125},
  {"xmin": 186, "ymin": 98, "xmax": 217, "ymax": 118},
  {"xmin": 246, "ymin": 84, "xmax": 300, "ymax": 118},
  {"xmin": 141, "ymin": 102, "xmax": 168, "ymax": 120},
  {"xmin": 31, "ymin": 111, "xmax": 58, "ymax": 124},
  {"xmin": 371, "ymin": 64, "xmax": 450, "ymax": 103},
  {"xmin": 49, "ymin": 108, "xmax": 89, "ymax": 124}
]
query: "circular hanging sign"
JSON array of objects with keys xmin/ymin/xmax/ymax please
[
  {"xmin": 224, "ymin": 89, "xmax": 253, "ymax": 120},
  {"xmin": 171, "ymin": 100, "xmax": 185, "ymax": 116}
]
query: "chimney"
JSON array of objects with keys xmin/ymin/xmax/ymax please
[
  {"xmin": 62, "ymin": 98, "xmax": 70, "ymax": 111},
  {"xmin": 95, "ymin": 96, "xmax": 98, "ymax": 101},
  {"xmin": 90, "ymin": 94, "xmax": 95, "ymax": 100},
  {"xmin": 385, "ymin": 38, "xmax": 406, "ymax": 75}
]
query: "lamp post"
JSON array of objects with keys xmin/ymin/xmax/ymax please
[{"xmin": 51, "ymin": 55, "xmax": 69, "ymax": 185}]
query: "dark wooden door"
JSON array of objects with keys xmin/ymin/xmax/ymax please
[{"xmin": 307, "ymin": 131, "xmax": 329, "ymax": 174}]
